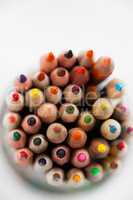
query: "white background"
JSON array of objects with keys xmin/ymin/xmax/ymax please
[{"xmin": 0, "ymin": 0, "xmax": 133, "ymax": 200}]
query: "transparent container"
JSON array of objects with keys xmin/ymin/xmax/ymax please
[{"xmin": 0, "ymin": 71, "xmax": 132, "ymax": 193}]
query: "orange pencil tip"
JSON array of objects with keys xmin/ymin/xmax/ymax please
[
  {"xmin": 72, "ymin": 131, "xmax": 82, "ymax": 140},
  {"xmin": 103, "ymin": 57, "xmax": 111, "ymax": 66},
  {"xmin": 50, "ymin": 86, "xmax": 58, "ymax": 95},
  {"xmin": 47, "ymin": 52, "xmax": 55, "ymax": 62},
  {"xmin": 86, "ymin": 50, "xmax": 93, "ymax": 58}
]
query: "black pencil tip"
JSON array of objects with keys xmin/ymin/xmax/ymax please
[{"xmin": 64, "ymin": 50, "xmax": 73, "ymax": 58}]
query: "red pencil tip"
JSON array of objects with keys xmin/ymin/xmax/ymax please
[
  {"xmin": 53, "ymin": 126, "xmax": 61, "ymax": 133},
  {"xmin": 117, "ymin": 142, "xmax": 125, "ymax": 150},
  {"xmin": 75, "ymin": 66, "xmax": 86, "ymax": 74},
  {"xmin": 37, "ymin": 72, "xmax": 45, "ymax": 81},
  {"xmin": 9, "ymin": 116, "xmax": 16, "ymax": 123},
  {"xmin": 20, "ymin": 151, "xmax": 28, "ymax": 159},
  {"xmin": 12, "ymin": 93, "xmax": 19, "ymax": 101}
]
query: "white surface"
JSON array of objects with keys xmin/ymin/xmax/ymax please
[{"xmin": 0, "ymin": 0, "xmax": 133, "ymax": 200}]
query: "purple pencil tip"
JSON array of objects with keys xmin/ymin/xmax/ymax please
[{"xmin": 19, "ymin": 74, "xmax": 27, "ymax": 83}]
